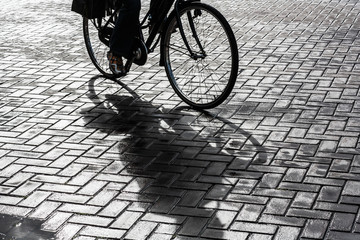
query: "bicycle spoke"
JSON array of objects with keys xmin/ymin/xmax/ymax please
[{"xmin": 168, "ymin": 44, "xmax": 192, "ymax": 57}]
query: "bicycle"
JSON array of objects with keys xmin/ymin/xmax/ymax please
[{"xmin": 82, "ymin": 0, "xmax": 239, "ymax": 109}]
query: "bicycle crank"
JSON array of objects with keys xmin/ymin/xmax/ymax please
[{"xmin": 132, "ymin": 37, "xmax": 148, "ymax": 66}]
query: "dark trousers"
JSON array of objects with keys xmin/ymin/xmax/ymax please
[{"xmin": 110, "ymin": 0, "xmax": 141, "ymax": 59}]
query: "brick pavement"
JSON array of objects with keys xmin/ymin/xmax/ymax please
[{"xmin": 0, "ymin": 0, "xmax": 360, "ymax": 239}]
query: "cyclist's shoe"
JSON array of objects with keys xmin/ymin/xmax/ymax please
[{"xmin": 107, "ymin": 52, "xmax": 125, "ymax": 77}]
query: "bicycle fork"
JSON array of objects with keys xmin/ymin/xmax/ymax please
[{"xmin": 174, "ymin": 0, "xmax": 206, "ymax": 60}]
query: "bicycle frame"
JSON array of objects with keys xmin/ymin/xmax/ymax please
[{"xmin": 97, "ymin": 0, "xmax": 204, "ymax": 64}]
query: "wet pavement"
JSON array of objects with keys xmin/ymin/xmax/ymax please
[
  {"xmin": 0, "ymin": 0, "xmax": 360, "ymax": 239},
  {"xmin": 0, "ymin": 213, "xmax": 55, "ymax": 240}
]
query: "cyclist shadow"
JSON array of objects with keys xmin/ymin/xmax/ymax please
[{"xmin": 80, "ymin": 75, "xmax": 268, "ymax": 239}]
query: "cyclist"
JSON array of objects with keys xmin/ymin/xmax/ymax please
[
  {"xmin": 108, "ymin": 0, "xmax": 174, "ymax": 76},
  {"xmin": 108, "ymin": 0, "xmax": 141, "ymax": 76}
]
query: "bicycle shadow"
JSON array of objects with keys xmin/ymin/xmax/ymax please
[{"xmin": 80, "ymin": 75, "xmax": 268, "ymax": 239}]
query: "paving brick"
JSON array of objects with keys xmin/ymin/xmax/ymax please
[
  {"xmin": 40, "ymin": 183, "xmax": 79, "ymax": 194},
  {"xmin": 142, "ymin": 213, "xmax": 186, "ymax": 225},
  {"xmin": 317, "ymin": 186, "xmax": 342, "ymax": 202},
  {"xmin": 304, "ymin": 176, "xmax": 344, "ymax": 186},
  {"xmin": 153, "ymin": 223, "xmax": 178, "ymax": 236},
  {"xmin": 77, "ymin": 180, "xmax": 107, "ymax": 196},
  {"xmin": 73, "ymin": 237, "xmax": 95, "ymax": 240},
  {"xmin": 283, "ymin": 168, "xmax": 306, "ymax": 182},
  {"xmin": 307, "ymin": 163, "xmax": 329, "ymax": 177},
  {"xmin": 58, "ymin": 203, "xmax": 100, "ymax": 215},
  {"xmin": 258, "ymin": 173, "xmax": 283, "ymax": 188},
  {"xmin": 49, "ymin": 193, "xmax": 90, "ymax": 204},
  {"xmin": 287, "ymin": 208, "xmax": 332, "ymax": 220},
  {"xmin": 0, "ymin": 186, "xmax": 14, "ymax": 194},
  {"xmin": 205, "ymin": 184, "xmax": 232, "ymax": 200},
  {"xmin": 259, "ymin": 214, "xmax": 305, "ymax": 227},
  {"xmin": 273, "ymin": 226, "xmax": 301, "ymax": 240},
  {"xmin": 23, "ymin": 166, "xmax": 59, "ymax": 175},
  {"xmin": 318, "ymin": 140, "xmax": 338, "ymax": 152},
  {"xmin": 95, "ymin": 173, "xmax": 133, "ymax": 184},
  {"xmin": 231, "ymin": 222, "xmax": 277, "ymax": 234},
  {"xmin": 236, "ymin": 204, "xmax": 263, "ymax": 222},
  {"xmin": 264, "ymin": 198, "xmax": 291, "ymax": 215},
  {"xmin": 58, "ymin": 163, "xmax": 87, "ymax": 177},
  {"xmin": 209, "ymin": 210, "xmax": 237, "ymax": 229},
  {"xmin": 98, "ymin": 200, "xmax": 129, "ymax": 217},
  {"xmin": 226, "ymin": 194, "xmax": 268, "ymax": 205},
  {"xmin": 202, "ymin": 229, "xmax": 248, "ymax": 240},
  {"xmin": 42, "ymin": 212, "xmax": 73, "ymax": 231},
  {"xmin": 340, "ymin": 196, "xmax": 360, "ymax": 205},
  {"xmin": 67, "ymin": 171, "xmax": 97, "ymax": 186},
  {"xmin": 56, "ymin": 223, "xmax": 83, "ymax": 240},
  {"xmin": 18, "ymin": 191, "xmax": 51, "ymax": 207},
  {"xmin": 343, "ymin": 180, "xmax": 360, "ymax": 196},
  {"xmin": 200, "ymin": 199, "xmax": 243, "ymax": 212},
  {"xmin": 233, "ymin": 179, "xmax": 258, "ymax": 194},
  {"xmin": 125, "ymin": 221, "xmax": 158, "ymax": 240},
  {"xmin": 204, "ymin": 162, "xmax": 227, "ymax": 175},
  {"xmin": 28, "ymin": 201, "xmax": 61, "ymax": 220},
  {"xmin": 148, "ymin": 233, "xmax": 173, "ymax": 240},
  {"xmin": 279, "ymin": 182, "xmax": 320, "ymax": 192},
  {"xmin": 247, "ymin": 233, "xmax": 272, "ymax": 240},
  {"xmin": 326, "ymin": 231, "xmax": 360, "ymax": 240},
  {"xmin": 111, "ymin": 211, "xmax": 142, "ymax": 229},
  {"xmin": 150, "ymin": 196, "xmax": 179, "ymax": 214},
  {"xmin": 178, "ymin": 217, "xmax": 208, "ymax": 236},
  {"xmin": 171, "ymin": 206, "xmax": 214, "ymax": 218},
  {"xmin": 178, "ymin": 190, "xmax": 206, "ymax": 207},
  {"xmin": 87, "ymin": 189, "xmax": 119, "ymax": 206},
  {"xmin": 32, "ymin": 175, "xmax": 69, "ymax": 184},
  {"xmin": 69, "ymin": 215, "xmax": 113, "ymax": 227},
  {"xmin": 302, "ymin": 219, "xmax": 328, "ymax": 239},
  {"xmin": 116, "ymin": 192, "xmax": 158, "ymax": 203},
  {"xmin": 253, "ymin": 188, "xmax": 295, "ymax": 199},
  {"xmin": 122, "ymin": 177, "xmax": 153, "ymax": 192},
  {"xmin": 314, "ymin": 202, "xmax": 358, "ymax": 214},
  {"xmin": 329, "ymin": 212, "xmax": 356, "ymax": 231}
]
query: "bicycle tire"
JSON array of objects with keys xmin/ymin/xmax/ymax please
[
  {"xmin": 83, "ymin": 17, "xmax": 116, "ymax": 78},
  {"xmin": 162, "ymin": 3, "xmax": 239, "ymax": 109}
]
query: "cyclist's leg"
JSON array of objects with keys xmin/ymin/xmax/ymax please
[
  {"xmin": 109, "ymin": 0, "xmax": 141, "ymax": 59},
  {"xmin": 149, "ymin": 0, "xmax": 175, "ymax": 32}
]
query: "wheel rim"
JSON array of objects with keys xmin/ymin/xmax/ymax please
[{"xmin": 165, "ymin": 5, "xmax": 237, "ymax": 108}]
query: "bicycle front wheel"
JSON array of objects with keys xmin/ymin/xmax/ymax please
[
  {"xmin": 83, "ymin": 17, "xmax": 116, "ymax": 78},
  {"xmin": 163, "ymin": 3, "xmax": 239, "ymax": 109}
]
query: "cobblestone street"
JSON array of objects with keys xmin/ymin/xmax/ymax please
[{"xmin": 0, "ymin": 0, "xmax": 360, "ymax": 239}]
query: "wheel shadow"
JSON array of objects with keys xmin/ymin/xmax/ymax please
[{"xmin": 80, "ymin": 75, "xmax": 269, "ymax": 239}]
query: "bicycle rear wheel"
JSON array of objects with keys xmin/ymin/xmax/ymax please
[
  {"xmin": 83, "ymin": 16, "xmax": 116, "ymax": 78},
  {"xmin": 163, "ymin": 3, "xmax": 239, "ymax": 109}
]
